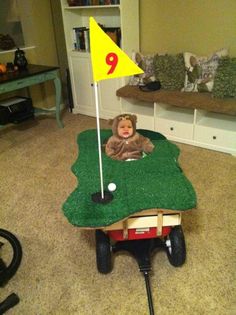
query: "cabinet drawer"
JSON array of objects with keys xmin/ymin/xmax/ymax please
[
  {"xmin": 194, "ymin": 125, "xmax": 236, "ymax": 149},
  {"xmin": 156, "ymin": 118, "xmax": 194, "ymax": 140}
]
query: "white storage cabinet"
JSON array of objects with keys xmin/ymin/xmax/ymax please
[
  {"xmin": 60, "ymin": 0, "xmax": 140, "ymax": 119},
  {"xmin": 120, "ymin": 98, "xmax": 236, "ymax": 155}
]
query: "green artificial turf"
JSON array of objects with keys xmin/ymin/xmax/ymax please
[{"xmin": 62, "ymin": 129, "xmax": 196, "ymax": 228}]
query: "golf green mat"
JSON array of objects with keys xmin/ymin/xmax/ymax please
[{"xmin": 62, "ymin": 129, "xmax": 197, "ymax": 228}]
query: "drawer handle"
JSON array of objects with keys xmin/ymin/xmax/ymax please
[
  {"xmin": 213, "ymin": 136, "xmax": 217, "ymax": 140},
  {"xmin": 170, "ymin": 127, "xmax": 174, "ymax": 131}
]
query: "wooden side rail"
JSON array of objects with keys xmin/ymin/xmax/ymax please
[{"xmin": 103, "ymin": 209, "xmax": 182, "ymax": 238}]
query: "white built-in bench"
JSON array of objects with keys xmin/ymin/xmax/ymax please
[{"xmin": 116, "ymin": 85, "xmax": 236, "ymax": 155}]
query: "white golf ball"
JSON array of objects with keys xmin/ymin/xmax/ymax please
[{"xmin": 108, "ymin": 183, "xmax": 116, "ymax": 192}]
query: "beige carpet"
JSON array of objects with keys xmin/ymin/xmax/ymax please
[{"xmin": 0, "ymin": 111, "xmax": 235, "ymax": 315}]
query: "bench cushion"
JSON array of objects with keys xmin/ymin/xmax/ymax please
[{"xmin": 116, "ymin": 85, "xmax": 236, "ymax": 116}]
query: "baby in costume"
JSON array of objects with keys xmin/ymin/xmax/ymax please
[{"xmin": 105, "ymin": 114, "xmax": 154, "ymax": 161}]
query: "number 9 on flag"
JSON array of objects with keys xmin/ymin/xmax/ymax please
[
  {"xmin": 106, "ymin": 52, "xmax": 118, "ymax": 75},
  {"xmin": 90, "ymin": 17, "xmax": 143, "ymax": 82}
]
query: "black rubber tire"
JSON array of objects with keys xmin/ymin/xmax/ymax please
[
  {"xmin": 165, "ymin": 225, "xmax": 186, "ymax": 267},
  {"xmin": 95, "ymin": 230, "xmax": 112, "ymax": 274},
  {"xmin": 0, "ymin": 229, "xmax": 22, "ymax": 286}
]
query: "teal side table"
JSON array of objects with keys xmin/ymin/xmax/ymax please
[{"xmin": 0, "ymin": 64, "xmax": 64, "ymax": 128}]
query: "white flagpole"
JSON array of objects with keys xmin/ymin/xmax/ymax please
[{"xmin": 94, "ymin": 81, "xmax": 104, "ymax": 199}]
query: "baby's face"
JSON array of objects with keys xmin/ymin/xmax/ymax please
[{"xmin": 117, "ymin": 119, "xmax": 133, "ymax": 138}]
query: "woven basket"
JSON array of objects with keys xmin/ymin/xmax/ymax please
[{"xmin": 0, "ymin": 34, "xmax": 16, "ymax": 50}]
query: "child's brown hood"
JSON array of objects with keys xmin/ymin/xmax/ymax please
[{"xmin": 109, "ymin": 113, "xmax": 137, "ymax": 137}]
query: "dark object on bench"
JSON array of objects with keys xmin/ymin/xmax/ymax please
[{"xmin": 139, "ymin": 80, "xmax": 161, "ymax": 92}]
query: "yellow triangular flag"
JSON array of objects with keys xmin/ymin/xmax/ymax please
[{"xmin": 90, "ymin": 17, "xmax": 143, "ymax": 82}]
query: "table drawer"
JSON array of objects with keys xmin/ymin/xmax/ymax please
[
  {"xmin": 44, "ymin": 71, "xmax": 57, "ymax": 80},
  {"xmin": 0, "ymin": 85, "xmax": 9, "ymax": 93},
  {"xmin": 156, "ymin": 118, "xmax": 194, "ymax": 140},
  {"xmin": 0, "ymin": 80, "xmax": 28, "ymax": 93},
  {"xmin": 0, "ymin": 74, "xmax": 46, "ymax": 93}
]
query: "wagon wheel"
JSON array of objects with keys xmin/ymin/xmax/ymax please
[
  {"xmin": 165, "ymin": 225, "xmax": 186, "ymax": 267},
  {"xmin": 0, "ymin": 228, "xmax": 22, "ymax": 286},
  {"xmin": 0, "ymin": 229, "xmax": 22, "ymax": 314},
  {"xmin": 95, "ymin": 230, "xmax": 112, "ymax": 274}
]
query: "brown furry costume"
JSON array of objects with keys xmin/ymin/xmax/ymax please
[{"xmin": 105, "ymin": 114, "xmax": 154, "ymax": 161}]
